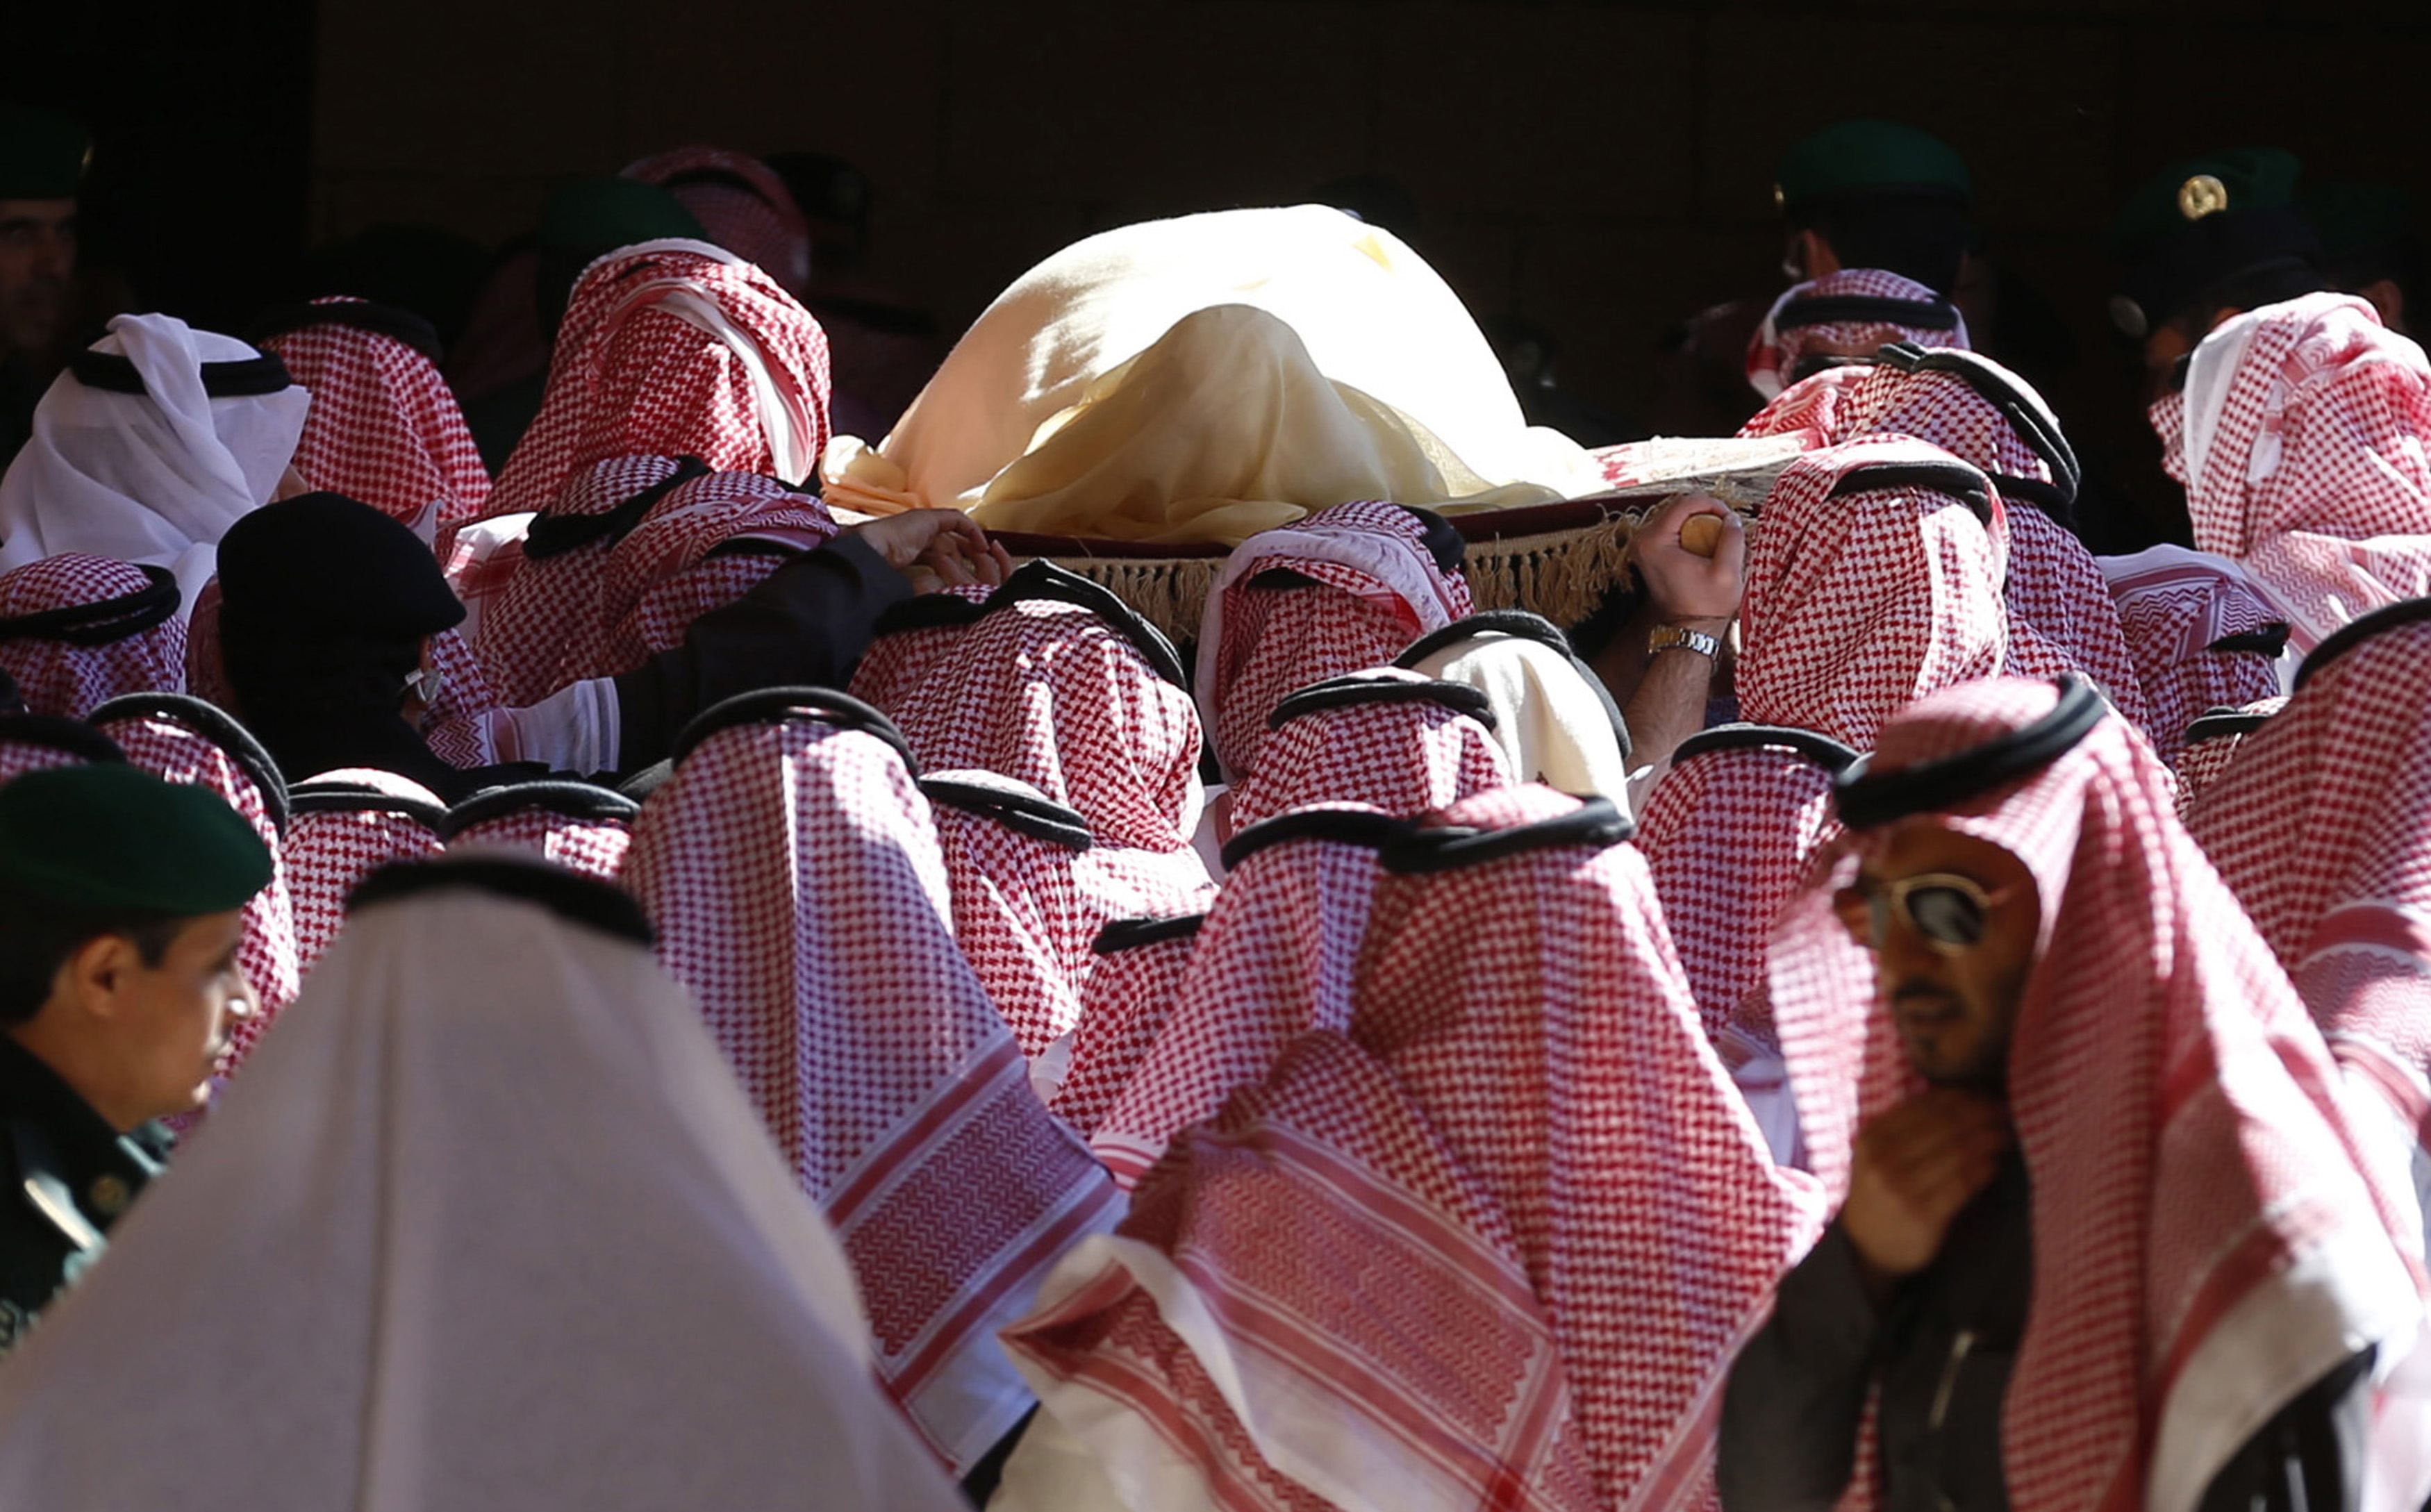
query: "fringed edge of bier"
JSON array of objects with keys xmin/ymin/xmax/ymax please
[{"xmin": 1020, "ymin": 512, "xmax": 1658, "ymax": 647}]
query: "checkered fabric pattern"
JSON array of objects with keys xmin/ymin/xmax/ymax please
[
  {"xmin": 2189, "ymin": 617, "xmax": 2431, "ymax": 1224},
  {"xmin": 927, "ymin": 771, "xmax": 1100, "ymax": 1058},
  {"xmin": 2183, "ymin": 293, "xmax": 2431, "ymax": 649},
  {"xmin": 1050, "ymin": 919, "xmax": 1206, "ymax": 1139},
  {"xmin": 588, "ymin": 469, "xmax": 836, "ymax": 674},
  {"xmin": 183, "ymin": 578, "xmax": 230, "ymax": 708},
  {"xmin": 482, "ymin": 242, "xmax": 831, "ymax": 522},
  {"xmin": 96, "ymin": 706, "xmax": 301, "ymax": 1067},
  {"xmin": 282, "ymin": 770, "xmax": 447, "ymax": 975},
  {"xmin": 417, "ymin": 629, "xmax": 501, "ymax": 769},
  {"xmin": 1831, "ymin": 359, "xmax": 2155, "ymax": 738},
  {"xmin": 891, "ymin": 598, "xmax": 1209, "ymax": 856},
  {"xmin": 1200, "ymin": 501, "xmax": 1474, "ymax": 781},
  {"xmin": 260, "ymin": 297, "xmax": 492, "ymax": 529},
  {"xmin": 1745, "ymin": 269, "xmax": 1969, "ymax": 399},
  {"xmin": 0, "ymin": 555, "xmax": 185, "ymax": 718},
  {"xmin": 1011, "ymin": 785, "xmax": 1827, "ymax": 1512},
  {"xmin": 623, "ymin": 146, "xmax": 813, "ymax": 296},
  {"xmin": 2102, "ymin": 549, "xmax": 2289, "ymax": 765},
  {"xmin": 446, "ymin": 800, "xmax": 633, "ymax": 882},
  {"xmin": 1090, "ymin": 805, "xmax": 1395, "ymax": 1189},
  {"xmin": 2171, "ymin": 696, "xmax": 2285, "ymax": 822},
  {"xmin": 0, "ymin": 720, "xmax": 115, "ymax": 785},
  {"xmin": 1769, "ymin": 679, "xmax": 2427, "ymax": 1512},
  {"xmin": 845, "ymin": 585, "xmax": 993, "ymax": 716},
  {"xmin": 1636, "ymin": 742, "xmax": 1843, "ymax": 1043},
  {"xmin": 2151, "ymin": 388, "xmax": 2189, "ymax": 483},
  {"xmin": 624, "ymin": 712, "xmax": 1121, "ymax": 1474},
  {"xmin": 1736, "ymin": 364, "xmax": 1874, "ymax": 447},
  {"xmin": 1227, "ymin": 669, "xmax": 1513, "ymax": 832},
  {"xmin": 474, "ymin": 456, "xmax": 695, "ymax": 706},
  {"xmin": 1739, "ymin": 436, "xmax": 2007, "ymax": 747}
]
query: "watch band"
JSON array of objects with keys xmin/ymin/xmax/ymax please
[{"xmin": 1648, "ymin": 624, "xmax": 1723, "ymax": 659}]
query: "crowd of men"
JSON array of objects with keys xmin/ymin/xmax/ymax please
[{"xmin": 0, "ymin": 101, "xmax": 2427, "ymax": 1512}]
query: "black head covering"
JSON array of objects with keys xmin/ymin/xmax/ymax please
[{"xmin": 215, "ymin": 492, "xmax": 474, "ymax": 798}]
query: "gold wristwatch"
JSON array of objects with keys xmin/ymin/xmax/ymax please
[{"xmin": 1648, "ymin": 624, "xmax": 1723, "ymax": 659}]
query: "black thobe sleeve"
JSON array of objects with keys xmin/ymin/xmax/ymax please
[
  {"xmin": 610, "ymin": 534, "xmax": 910, "ymax": 769},
  {"xmin": 1718, "ymin": 1221, "xmax": 1882, "ymax": 1512},
  {"xmin": 2196, "ymin": 1349, "xmax": 2375, "ymax": 1512}
]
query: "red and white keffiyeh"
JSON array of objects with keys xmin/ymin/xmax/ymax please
[
  {"xmin": 259, "ymin": 297, "xmax": 492, "ymax": 530},
  {"xmin": 1770, "ymin": 678, "xmax": 2430, "ymax": 1512},
  {"xmin": 588, "ymin": 467, "xmax": 836, "ymax": 674},
  {"xmin": 283, "ymin": 770, "xmax": 448, "ymax": 976},
  {"xmin": 1828, "ymin": 354, "xmax": 2155, "ymax": 737},
  {"xmin": 2170, "ymin": 697, "xmax": 2284, "ymax": 822},
  {"xmin": 1739, "ymin": 436, "xmax": 2007, "ymax": 748},
  {"xmin": 1226, "ymin": 668, "xmax": 1513, "ymax": 833},
  {"xmin": 1636, "ymin": 727, "xmax": 1852, "ymax": 1044},
  {"xmin": 924, "ymin": 770, "xmax": 1100, "ymax": 1060},
  {"xmin": 474, "ymin": 455, "xmax": 697, "ymax": 706},
  {"xmin": 441, "ymin": 781, "xmax": 636, "ymax": 882},
  {"xmin": 845, "ymin": 585, "xmax": 993, "ymax": 717},
  {"xmin": 2189, "ymin": 605, "xmax": 2431, "ymax": 1250},
  {"xmin": 623, "ymin": 146, "xmax": 814, "ymax": 297},
  {"xmin": 183, "ymin": 576, "xmax": 231, "ymax": 708},
  {"xmin": 2100, "ymin": 545, "xmax": 2289, "ymax": 763},
  {"xmin": 892, "ymin": 583, "xmax": 1209, "ymax": 858},
  {"xmin": 624, "ymin": 703, "xmax": 1121, "ymax": 1473},
  {"xmin": 0, "ymin": 713, "xmax": 123, "ymax": 786},
  {"xmin": 417, "ymin": 627, "xmax": 504, "ymax": 769},
  {"xmin": 1051, "ymin": 914, "xmax": 1209, "ymax": 1140},
  {"xmin": 92, "ymin": 695, "xmax": 301, "ymax": 1065},
  {"xmin": 1089, "ymin": 805, "xmax": 1403, "ymax": 1190},
  {"xmin": 2176, "ymin": 292, "xmax": 2431, "ymax": 650},
  {"xmin": 1736, "ymin": 364, "xmax": 1875, "ymax": 448},
  {"xmin": 1197, "ymin": 501, "xmax": 1473, "ymax": 781},
  {"xmin": 1005, "ymin": 786, "xmax": 1827, "ymax": 1512},
  {"xmin": 1745, "ymin": 269, "xmax": 1969, "ymax": 401},
  {"xmin": 0, "ymin": 555, "xmax": 185, "ymax": 719},
  {"xmin": 482, "ymin": 240, "xmax": 831, "ymax": 522}
]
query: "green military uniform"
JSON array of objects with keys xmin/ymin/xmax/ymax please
[
  {"xmin": 0, "ymin": 763, "xmax": 272, "ymax": 1352},
  {"xmin": 0, "ymin": 1035, "xmax": 168, "ymax": 1352}
]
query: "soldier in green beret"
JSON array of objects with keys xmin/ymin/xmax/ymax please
[
  {"xmin": 2107, "ymin": 148, "xmax": 2325, "ymax": 392},
  {"xmin": 0, "ymin": 763, "xmax": 273, "ymax": 1351},
  {"xmin": 1774, "ymin": 118, "xmax": 1976, "ymax": 296},
  {"xmin": 0, "ymin": 106, "xmax": 87, "ymax": 471}
]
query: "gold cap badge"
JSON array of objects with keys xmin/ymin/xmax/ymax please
[{"xmin": 2177, "ymin": 173, "xmax": 2230, "ymax": 222}]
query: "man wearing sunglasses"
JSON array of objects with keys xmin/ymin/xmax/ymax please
[{"xmin": 1719, "ymin": 677, "xmax": 2424, "ymax": 1512}]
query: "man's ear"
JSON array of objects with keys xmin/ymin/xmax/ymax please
[
  {"xmin": 2359, "ymin": 278, "xmax": 2407, "ymax": 333},
  {"xmin": 53, "ymin": 933, "xmax": 138, "ymax": 1022},
  {"xmin": 1800, "ymin": 229, "xmax": 1841, "ymax": 281}
]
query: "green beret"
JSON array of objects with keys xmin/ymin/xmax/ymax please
[
  {"xmin": 1775, "ymin": 120, "xmax": 1972, "ymax": 213},
  {"xmin": 0, "ymin": 765, "xmax": 271, "ymax": 914},
  {"xmin": 2109, "ymin": 149, "xmax": 2317, "ymax": 335},
  {"xmin": 538, "ymin": 177, "xmax": 705, "ymax": 256},
  {"xmin": 2305, "ymin": 178, "xmax": 2412, "ymax": 265},
  {"xmin": 0, "ymin": 106, "xmax": 88, "ymax": 202},
  {"xmin": 2111, "ymin": 148, "xmax": 2303, "ymax": 259}
]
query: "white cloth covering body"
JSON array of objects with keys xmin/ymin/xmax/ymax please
[
  {"xmin": 0, "ymin": 865, "xmax": 964, "ymax": 1512},
  {"xmin": 0, "ymin": 314, "xmax": 310, "ymax": 613},
  {"xmin": 822, "ymin": 206, "xmax": 1606, "ymax": 539}
]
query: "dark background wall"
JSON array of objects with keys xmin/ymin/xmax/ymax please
[{"xmin": 15, "ymin": 0, "xmax": 2431, "ymax": 548}]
